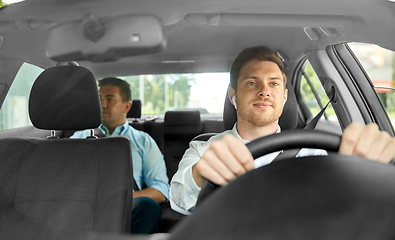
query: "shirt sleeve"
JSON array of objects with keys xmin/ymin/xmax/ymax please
[
  {"xmin": 169, "ymin": 140, "xmax": 207, "ymax": 215},
  {"xmin": 141, "ymin": 134, "xmax": 170, "ymax": 201}
]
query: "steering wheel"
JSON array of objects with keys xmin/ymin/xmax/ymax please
[
  {"xmin": 196, "ymin": 129, "xmax": 342, "ymax": 206},
  {"xmin": 174, "ymin": 130, "xmax": 395, "ymax": 240}
]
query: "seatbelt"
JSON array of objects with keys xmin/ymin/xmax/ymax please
[
  {"xmin": 93, "ymin": 128, "xmax": 106, "ymax": 138},
  {"xmin": 273, "ymin": 92, "xmax": 335, "ymax": 162},
  {"xmin": 303, "ymin": 92, "xmax": 335, "ymax": 131},
  {"xmin": 93, "ymin": 127, "xmax": 140, "ymax": 191}
]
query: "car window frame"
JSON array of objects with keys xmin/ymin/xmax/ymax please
[
  {"xmin": 331, "ymin": 43, "xmax": 395, "ymax": 136},
  {"xmin": 293, "ymin": 57, "xmax": 342, "ymax": 134}
]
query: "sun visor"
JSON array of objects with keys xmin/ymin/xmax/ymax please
[{"xmin": 46, "ymin": 14, "xmax": 166, "ymax": 62}]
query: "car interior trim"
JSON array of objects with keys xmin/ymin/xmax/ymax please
[{"xmin": 334, "ymin": 44, "xmax": 395, "ymax": 136}]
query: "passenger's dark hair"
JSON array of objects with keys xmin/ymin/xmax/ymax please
[
  {"xmin": 229, "ymin": 46, "xmax": 287, "ymax": 90},
  {"xmin": 98, "ymin": 77, "xmax": 131, "ymax": 102}
]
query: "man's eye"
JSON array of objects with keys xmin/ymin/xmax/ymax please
[
  {"xmin": 248, "ymin": 82, "xmax": 256, "ymax": 86},
  {"xmin": 271, "ymin": 82, "xmax": 279, "ymax": 87}
]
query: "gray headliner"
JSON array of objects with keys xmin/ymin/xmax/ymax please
[{"xmin": 0, "ymin": 0, "xmax": 393, "ymax": 78}]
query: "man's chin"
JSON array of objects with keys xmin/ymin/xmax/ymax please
[
  {"xmin": 241, "ymin": 115, "xmax": 277, "ymax": 127},
  {"xmin": 249, "ymin": 114, "xmax": 281, "ymax": 127},
  {"xmin": 101, "ymin": 119, "xmax": 110, "ymax": 126}
]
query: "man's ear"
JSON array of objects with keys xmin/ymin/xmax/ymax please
[
  {"xmin": 228, "ymin": 87, "xmax": 236, "ymax": 108},
  {"xmin": 283, "ymin": 89, "xmax": 288, "ymax": 106},
  {"xmin": 124, "ymin": 101, "xmax": 132, "ymax": 113}
]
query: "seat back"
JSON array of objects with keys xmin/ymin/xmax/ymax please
[
  {"xmin": 163, "ymin": 111, "xmax": 202, "ymax": 180},
  {"xmin": 127, "ymin": 99, "xmax": 142, "ymax": 119},
  {"xmin": 0, "ymin": 65, "xmax": 133, "ymax": 238}
]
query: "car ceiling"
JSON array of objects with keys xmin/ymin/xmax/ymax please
[{"xmin": 0, "ymin": 0, "xmax": 393, "ymax": 78}]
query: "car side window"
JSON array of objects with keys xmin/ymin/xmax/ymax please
[
  {"xmin": 0, "ymin": 63, "xmax": 44, "ymax": 130},
  {"xmin": 298, "ymin": 60, "xmax": 339, "ymax": 124},
  {"xmin": 348, "ymin": 43, "xmax": 395, "ymax": 126}
]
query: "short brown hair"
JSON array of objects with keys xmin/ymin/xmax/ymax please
[
  {"xmin": 98, "ymin": 77, "xmax": 131, "ymax": 102},
  {"xmin": 230, "ymin": 46, "xmax": 287, "ymax": 90}
]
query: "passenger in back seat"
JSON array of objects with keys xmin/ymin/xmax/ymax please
[{"xmin": 71, "ymin": 77, "xmax": 169, "ymax": 234}]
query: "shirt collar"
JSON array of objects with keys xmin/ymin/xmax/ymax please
[
  {"xmin": 231, "ymin": 123, "xmax": 281, "ymax": 144},
  {"xmin": 99, "ymin": 121, "xmax": 130, "ymax": 137}
]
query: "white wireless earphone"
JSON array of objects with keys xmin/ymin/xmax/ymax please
[{"xmin": 232, "ymin": 96, "xmax": 237, "ymax": 109}]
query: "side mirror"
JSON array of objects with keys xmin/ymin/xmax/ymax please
[{"xmin": 46, "ymin": 14, "xmax": 166, "ymax": 62}]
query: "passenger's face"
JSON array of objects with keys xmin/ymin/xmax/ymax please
[
  {"xmin": 231, "ymin": 60, "xmax": 287, "ymax": 127},
  {"xmin": 99, "ymin": 85, "xmax": 130, "ymax": 128}
]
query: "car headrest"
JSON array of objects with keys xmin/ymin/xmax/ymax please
[
  {"xmin": 29, "ymin": 65, "xmax": 102, "ymax": 130},
  {"xmin": 164, "ymin": 110, "xmax": 202, "ymax": 134},
  {"xmin": 223, "ymin": 81, "xmax": 298, "ymax": 131},
  {"xmin": 127, "ymin": 99, "xmax": 142, "ymax": 118}
]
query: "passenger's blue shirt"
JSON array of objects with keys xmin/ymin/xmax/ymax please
[{"xmin": 71, "ymin": 121, "xmax": 169, "ymax": 200}]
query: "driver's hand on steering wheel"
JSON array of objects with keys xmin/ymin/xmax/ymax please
[
  {"xmin": 339, "ymin": 122, "xmax": 395, "ymax": 164},
  {"xmin": 192, "ymin": 122, "xmax": 395, "ymax": 187},
  {"xmin": 192, "ymin": 134, "xmax": 254, "ymax": 187}
]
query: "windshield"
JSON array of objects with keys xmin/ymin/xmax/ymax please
[{"xmin": 118, "ymin": 72, "xmax": 230, "ymax": 115}]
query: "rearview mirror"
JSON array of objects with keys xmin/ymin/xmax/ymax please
[{"xmin": 46, "ymin": 14, "xmax": 166, "ymax": 62}]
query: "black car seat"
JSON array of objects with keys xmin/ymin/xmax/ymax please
[
  {"xmin": 127, "ymin": 99, "xmax": 142, "ymax": 120},
  {"xmin": 0, "ymin": 65, "xmax": 133, "ymax": 239},
  {"xmin": 160, "ymin": 111, "xmax": 202, "ymax": 232},
  {"xmin": 163, "ymin": 111, "xmax": 202, "ymax": 180}
]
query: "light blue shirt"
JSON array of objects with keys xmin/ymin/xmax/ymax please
[{"xmin": 71, "ymin": 121, "xmax": 169, "ymax": 200}]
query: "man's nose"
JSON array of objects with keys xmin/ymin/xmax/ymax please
[
  {"xmin": 258, "ymin": 84, "xmax": 270, "ymax": 97},
  {"xmin": 100, "ymin": 99, "xmax": 106, "ymax": 108}
]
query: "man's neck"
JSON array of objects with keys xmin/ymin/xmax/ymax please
[
  {"xmin": 236, "ymin": 119, "xmax": 279, "ymax": 141},
  {"xmin": 107, "ymin": 127, "xmax": 116, "ymax": 135},
  {"xmin": 103, "ymin": 121, "xmax": 126, "ymax": 135}
]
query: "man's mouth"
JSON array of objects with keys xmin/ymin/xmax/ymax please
[{"xmin": 253, "ymin": 102, "xmax": 273, "ymax": 108}]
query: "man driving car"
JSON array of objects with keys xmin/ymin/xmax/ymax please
[{"xmin": 169, "ymin": 46, "xmax": 395, "ymax": 215}]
